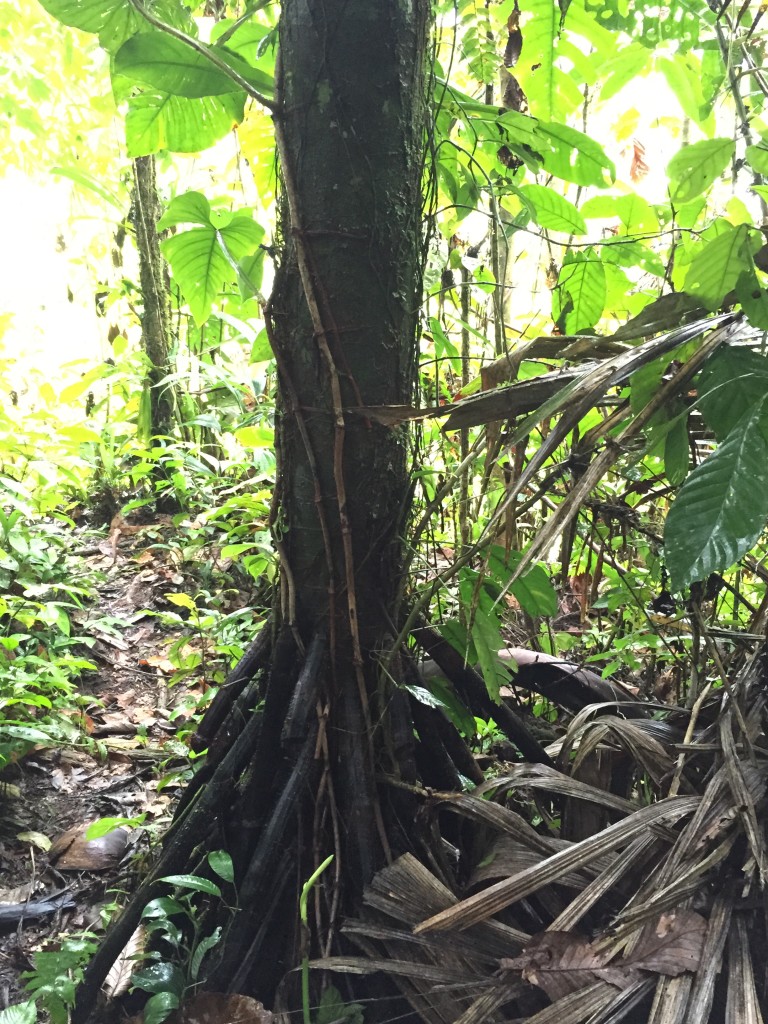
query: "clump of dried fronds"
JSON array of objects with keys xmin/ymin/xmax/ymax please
[{"xmin": 314, "ymin": 649, "xmax": 768, "ymax": 1023}]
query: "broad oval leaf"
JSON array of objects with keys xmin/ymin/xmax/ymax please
[
  {"xmin": 125, "ymin": 91, "xmax": 246, "ymax": 158},
  {"xmin": 665, "ymin": 396, "xmax": 768, "ymax": 590},
  {"xmin": 37, "ymin": 0, "xmax": 143, "ymax": 51},
  {"xmin": 683, "ymin": 223, "xmax": 754, "ymax": 309},
  {"xmin": 553, "ymin": 257, "xmax": 606, "ymax": 332},
  {"xmin": 697, "ymin": 346, "xmax": 768, "ymax": 440},
  {"xmin": 116, "ymin": 33, "xmax": 246, "ymax": 99},
  {"xmin": 536, "ymin": 122, "xmax": 616, "ymax": 187},
  {"xmin": 518, "ymin": 184, "xmax": 586, "ymax": 234},
  {"xmin": 667, "ymin": 137, "xmax": 734, "ymax": 204},
  {"xmin": 208, "ymin": 850, "xmax": 234, "ymax": 883},
  {"xmin": 159, "ymin": 873, "xmax": 222, "ymax": 896}
]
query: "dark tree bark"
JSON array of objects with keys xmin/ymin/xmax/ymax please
[
  {"xmin": 267, "ymin": 0, "xmax": 430, "ymax": 894},
  {"xmin": 132, "ymin": 154, "xmax": 175, "ymax": 437}
]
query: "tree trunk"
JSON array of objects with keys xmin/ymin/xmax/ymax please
[
  {"xmin": 267, "ymin": 0, "xmax": 430, "ymax": 890},
  {"xmin": 132, "ymin": 154, "xmax": 175, "ymax": 437}
]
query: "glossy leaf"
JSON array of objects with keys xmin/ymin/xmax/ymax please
[
  {"xmin": 667, "ymin": 138, "xmax": 734, "ymax": 204},
  {"xmin": 160, "ymin": 873, "xmax": 222, "ymax": 896},
  {"xmin": 665, "ymin": 397, "xmax": 768, "ymax": 591},
  {"xmin": 697, "ymin": 347, "xmax": 768, "ymax": 440}
]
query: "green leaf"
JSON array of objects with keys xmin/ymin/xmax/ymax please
[
  {"xmin": 667, "ymin": 137, "xmax": 734, "ymax": 204},
  {"xmin": 125, "ymin": 91, "xmax": 246, "ymax": 157},
  {"xmin": 746, "ymin": 143, "xmax": 768, "ymax": 176},
  {"xmin": 85, "ymin": 816, "xmax": 141, "ymax": 839},
  {"xmin": 157, "ymin": 191, "xmax": 211, "ymax": 229},
  {"xmin": 131, "ymin": 962, "xmax": 185, "ymax": 997},
  {"xmin": 598, "ymin": 44, "xmax": 649, "ymax": 102},
  {"xmin": 684, "ymin": 223, "xmax": 754, "ymax": 309},
  {"xmin": 250, "ymin": 327, "xmax": 273, "ymax": 363},
  {"xmin": 115, "ymin": 33, "xmax": 245, "ymax": 97},
  {"xmin": 664, "ymin": 396, "xmax": 768, "ymax": 590},
  {"xmin": 161, "ymin": 214, "xmax": 261, "ymax": 325},
  {"xmin": 518, "ymin": 184, "xmax": 586, "ymax": 234},
  {"xmin": 0, "ymin": 1002, "xmax": 37, "ymax": 1024},
  {"xmin": 208, "ymin": 850, "xmax": 234, "ymax": 883},
  {"xmin": 488, "ymin": 547, "xmax": 558, "ymax": 617},
  {"xmin": 515, "ymin": 0, "xmax": 558, "ymax": 119},
  {"xmin": 553, "ymin": 256, "xmax": 606, "ymax": 332},
  {"xmin": 657, "ymin": 53, "xmax": 714, "ymax": 130},
  {"xmin": 664, "ymin": 411, "xmax": 689, "ymax": 486},
  {"xmin": 37, "ymin": 0, "xmax": 142, "ymax": 51},
  {"xmin": 190, "ymin": 928, "xmax": 222, "ymax": 981},
  {"xmin": 317, "ymin": 985, "xmax": 364, "ymax": 1024},
  {"xmin": 697, "ymin": 347, "xmax": 768, "ymax": 440},
  {"xmin": 160, "ymin": 874, "xmax": 221, "ymax": 896},
  {"xmin": 144, "ymin": 991, "xmax": 180, "ymax": 1024},
  {"xmin": 536, "ymin": 121, "xmax": 615, "ymax": 187}
]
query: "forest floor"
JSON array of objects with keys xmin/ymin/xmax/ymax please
[{"xmin": 0, "ymin": 521, "xmax": 213, "ymax": 1009}]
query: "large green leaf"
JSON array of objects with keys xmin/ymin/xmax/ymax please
[
  {"xmin": 37, "ymin": 0, "xmax": 142, "ymax": 51},
  {"xmin": 161, "ymin": 205, "xmax": 263, "ymax": 325},
  {"xmin": 664, "ymin": 396, "xmax": 768, "ymax": 590},
  {"xmin": 553, "ymin": 256, "xmax": 606, "ymax": 332},
  {"xmin": 697, "ymin": 346, "xmax": 768, "ymax": 440},
  {"xmin": 514, "ymin": 0, "xmax": 558, "ymax": 119},
  {"xmin": 115, "ymin": 32, "xmax": 273, "ymax": 100},
  {"xmin": 115, "ymin": 33, "xmax": 243, "ymax": 97},
  {"xmin": 658, "ymin": 53, "xmax": 714, "ymax": 130},
  {"xmin": 125, "ymin": 91, "xmax": 245, "ymax": 156},
  {"xmin": 517, "ymin": 184, "xmax": 586, "ymax": 234},
  {"xmin": 684, "ymin": 223, "xmax": 754, "ymax": 309},
  {"xmin": 536, "ymin": 122, "xmax": 615, "ymax": 187},
  {"xmin": 667, "ymin": 137, "xmax": 734, "ymax": 204},
  {"xmin": 745, "ymin": 143, "xmax": 768, "ymax": 176}
]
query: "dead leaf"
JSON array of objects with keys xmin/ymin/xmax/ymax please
[
  {"xmin": 49, "ymin": 822, "xmax": 129, "ymax": 871},
  {"xmin": 501, "ymin": 931, "xmax": 639, "ymax": 1000},
  {"xmin": 166, "ymin": 993, "xmax": 274, "ymax": 1023},
  {"xmin": 626, "ymin": 909, "xmax": 707, "ymax": 976},
  {"xmin": 104, "ymin": 926, "xmax": 145, "ymax": 999}
]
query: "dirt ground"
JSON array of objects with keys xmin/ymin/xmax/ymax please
[{"xmin": 0, "ymin": 527, "xmax": 223, "ymax": 1011}]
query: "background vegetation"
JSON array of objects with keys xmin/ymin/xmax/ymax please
[{"xmin": 2, "ymin": 0, "xmax": 768, "ymax": 1021}]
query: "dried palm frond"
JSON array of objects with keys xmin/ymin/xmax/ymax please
[{"xmin": 315, "ymin": 650, "xmax": 768, "ymax": 1022}]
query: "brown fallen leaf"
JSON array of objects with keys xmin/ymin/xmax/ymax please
[
  {"xmin": 104, "ymin": 925, "xmax": 145, "ymax": 999},
  {"xmin": 501, "ymin": 910, "xmax": 707, "ymax": 1002},
  {"xmin": 167, "ymin": 993, "xmax": 274, "ymax": 1023},
  {"xmin": 625, "ymin": 908, "xmax": 707, "ymax": 976},
  {"xmin": 49, "ymin": 822, "xmax": 129, "ymax": 871},
  {"xmin": 501, "ymin": 931, "xmax": 640, "ymax": 1001}
]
